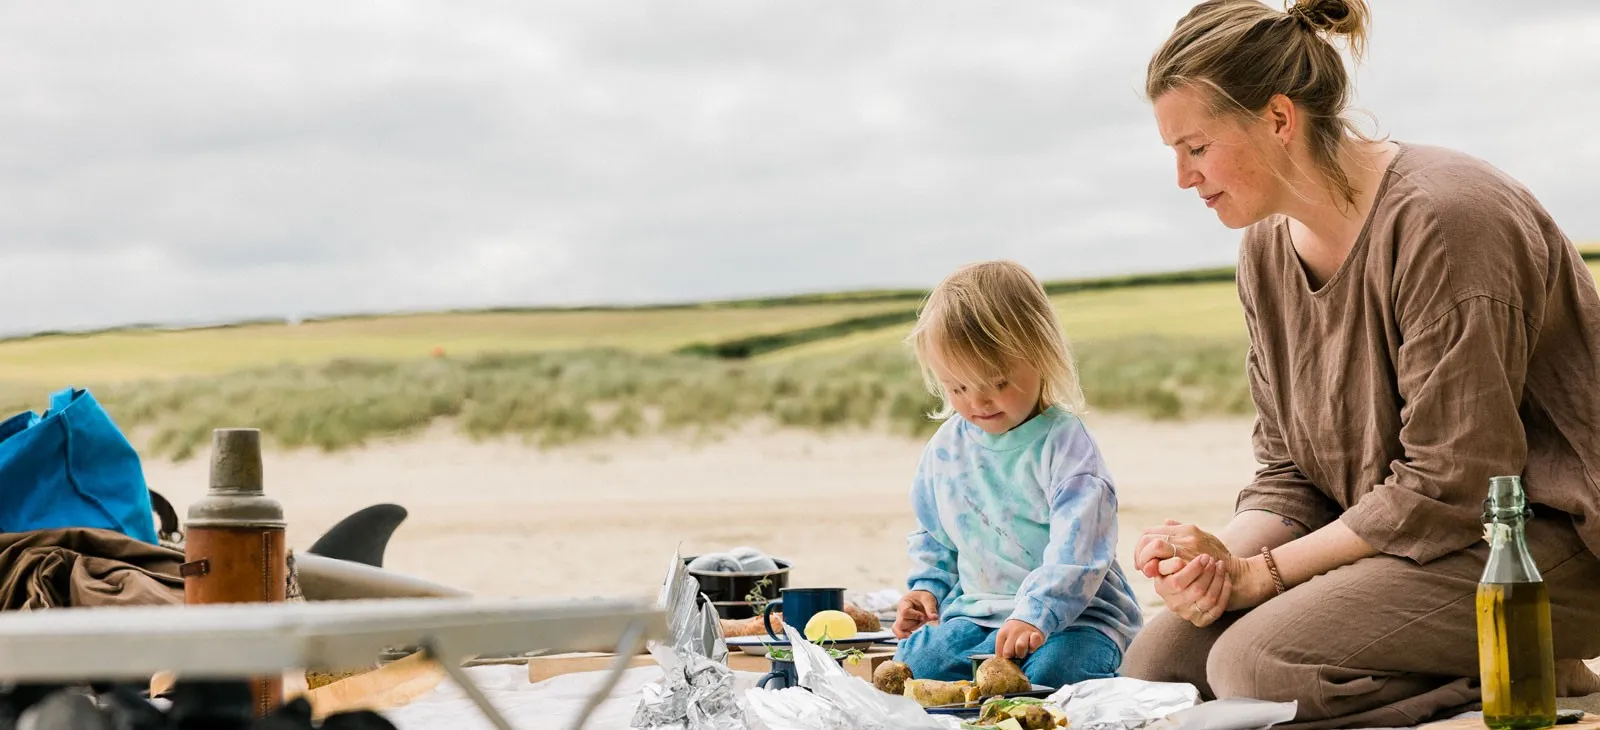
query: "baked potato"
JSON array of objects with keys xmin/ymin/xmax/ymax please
[
  {"xmin": 975, "ymin": 655, "xmax": 1032, "ymax": 697},
  {"xmin": 842, "ymin": 602, "xmax": 883, "ymax": 632},
  {"xmin": 904, "ymin": 679, "xmax": 980, "ymax": 708},
  {"xmin": 872, "ymin": 660, "xmax": 913, "ymax": 695}
]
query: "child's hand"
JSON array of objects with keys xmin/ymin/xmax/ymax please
[
  {"xmin": 995, "ymin": 619, "xmax": 1045, "ymax": 660},
  {"xmin": 892, "ymin": 590, "xmax": 940, "ymax": 639}
]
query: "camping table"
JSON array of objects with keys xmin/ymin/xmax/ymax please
[{"xmin": 0, "ymin": 595, "xmax": 667, "ymax": 730}]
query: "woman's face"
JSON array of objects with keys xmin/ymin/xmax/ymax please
[{"xmin": 1153, "ymin": 86, "xmax": 1286, "ymax": 230}]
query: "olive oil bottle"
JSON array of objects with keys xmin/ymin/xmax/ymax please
[{"xmin": 1476, "ymin": 475, "xmax": 1556, "ymax": 730}]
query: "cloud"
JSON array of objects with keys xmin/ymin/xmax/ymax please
[{"xmin": 0, "ymin": 0, "xmax": 1594, "ymax": 333}]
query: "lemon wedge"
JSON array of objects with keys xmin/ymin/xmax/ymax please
[{"xmin": 804, "ymin": 610, "xmax": 858, "ymax": 642}]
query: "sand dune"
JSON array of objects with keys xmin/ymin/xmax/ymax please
[{"xmin": 141, "ymin": 415, "xmax": 1261, "ymax": 610}]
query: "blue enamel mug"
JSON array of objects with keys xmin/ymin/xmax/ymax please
[
  {"xmin": 761, "ymin": 587, "xmax": 845, "ymax": 641},
  {"xmin": 757, "ymin": 658, "xmax": 799, "ymax": 691}
]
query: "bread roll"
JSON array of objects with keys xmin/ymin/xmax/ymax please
[{"xmin": 717, "ymin": 602, "xmax": 879, "ymax": 638}]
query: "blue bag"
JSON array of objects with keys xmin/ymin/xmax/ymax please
[{"xmin": 0, "ymin": 387, "xmax": 159, "ymax": 544}]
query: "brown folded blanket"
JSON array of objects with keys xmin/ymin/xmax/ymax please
[{"xmin": 0, "ymin": 527, "xmax": 184, "ymax": 610}]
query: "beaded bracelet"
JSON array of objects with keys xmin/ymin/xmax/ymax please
[{"xmin": 1260, "ymin": 547, "xmax": 1288, "ymax": 595}]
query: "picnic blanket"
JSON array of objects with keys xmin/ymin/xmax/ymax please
[{"xmin": 369, "ymin": 662, "xmax": 1600, "ymax": 730}]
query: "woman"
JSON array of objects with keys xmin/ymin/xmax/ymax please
[{"xmin": 1121, "ymin": 0, "xmax": 1600, "ymax": 728}]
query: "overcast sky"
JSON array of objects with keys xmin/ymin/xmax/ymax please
[{"xmin": 1, "ymin": 1, "xmax": 1595, "ymax": 334}]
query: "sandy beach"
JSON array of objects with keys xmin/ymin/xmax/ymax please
[{"xmin": 141, "ymin": 414, "xmax": 1258, "ymax": 611}]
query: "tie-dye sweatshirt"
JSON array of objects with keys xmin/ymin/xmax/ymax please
[{"xmin": 905, "ymin": 406, "xmax": 1143, "ymax": 650}]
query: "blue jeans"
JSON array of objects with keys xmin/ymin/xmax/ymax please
[{"xmin": 892, "ymin": 618, "xmax": 1122, "ymax": 690}]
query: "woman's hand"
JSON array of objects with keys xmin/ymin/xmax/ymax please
[
  {"xmin": 1135, "ymin": 520, "xmax": 1234, "ymax": 577},
  {"xmin": 1139, "ymin": 519, "xmax": 1294, "ymax": 618},
  {"xmin": 1138, "ymin": 519, "xmax": 1279, "ymax": 625},
  {"xmin": 1151, "ymin": 553, "xmax": 1231, "ymax": 627},
  {"xmin": 1135, "ymin": 510, "xmax": 1365, "ymax": 624}
]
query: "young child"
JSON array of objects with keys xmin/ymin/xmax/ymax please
[{"xmin": 891, "ymin": 260, "xmax": 1143, "ymax": 690}]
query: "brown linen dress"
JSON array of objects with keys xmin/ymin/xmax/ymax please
[{"xmin": 1122, "ymin": 142, "xmax": 1600, "ymax": 729}]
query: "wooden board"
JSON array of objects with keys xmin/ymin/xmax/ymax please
[
  {"xmin": 301, "ymin": 651, "xmax": 446, "ymax": 721},
  {"xmin": 528, "ymin": 647, "xmax": 898, "ymax": 685},
  {"xmin": 1419, "ymin": 713, "xmax": 1600, "ymax": 730}
]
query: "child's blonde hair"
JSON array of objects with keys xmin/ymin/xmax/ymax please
[{"xmin": 906, "ymin": 260, "xmax": 1087, "ymax": 420}]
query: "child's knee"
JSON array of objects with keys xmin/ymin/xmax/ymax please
[
  {"xmin": 893, "ymin": 629, "xmax": 956, "ymax": 681},
  {"xmin": 893, "ymin": 643, "xmax": 945, "ymax": 682},
  {"xmin": 1023, "ymin": 628, "xmax": 1123, "ymax": 688},
  {"xmin": 892, "ymin": 621, "xmax": 986, "ymax": 683}
]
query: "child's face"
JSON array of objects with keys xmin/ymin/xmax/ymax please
[{"xmin": 933, "ymin": 357, "xmax": 1045, "ymax": 435}]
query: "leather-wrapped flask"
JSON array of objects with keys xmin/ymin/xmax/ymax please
[{"xmin": 181, "ymin": 428, "xmax": 287, "ymax": 716}]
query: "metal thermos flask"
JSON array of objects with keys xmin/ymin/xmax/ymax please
[{"xmin": 180, "ymin": 428, "xmax": 287, "ymax": 716}]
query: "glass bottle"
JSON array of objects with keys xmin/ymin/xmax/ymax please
[{"xmin": 1476, "ymin": 475, "xmax": 1556, "ymax": 730}]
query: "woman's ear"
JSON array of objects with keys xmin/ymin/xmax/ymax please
[{"xmin": 1264, "ymin": 93, "xmax": 1296, "ymax": 145}]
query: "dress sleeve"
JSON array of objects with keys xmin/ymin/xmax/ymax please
[
  {"xmin": 1339, "ymin": 294, "xmax": 1533, "ymax": 563},
  {"xmin": 1338, "ymin": 193, "xmax": 1543, "ymax": 565}
]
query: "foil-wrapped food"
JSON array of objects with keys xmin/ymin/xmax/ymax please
[{"xmin": 631, "ymin": 549, "xmax": 752, "ymax": 730}]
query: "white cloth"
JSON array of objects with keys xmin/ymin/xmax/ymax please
[
  {"xmin": 842, "ymin": 588, "xmax": 901, "ymax": 619},
  {"xmin": 687, "ymin": 546, "xmax": 778, "ymax": 574}
]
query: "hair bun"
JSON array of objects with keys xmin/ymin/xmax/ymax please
[
  {"xmin": 1286, "ymin": 0, "xmax": 1369, "ymax": 58},
  {"xmin": 1288, "ymin": 0, "xmax": 1365, "ymax": 36}
]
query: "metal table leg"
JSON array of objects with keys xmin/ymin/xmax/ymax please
[
  {"xmin": 421, "ymin": 618, "xmax": 651, "ymax": 730},
  {"xmin": 422, "ymin": 638, "xmax": 517, "ymax": 730},
  {"xmin": 564, "ymin": 619, "xmax": 649, "ymax": 730}
]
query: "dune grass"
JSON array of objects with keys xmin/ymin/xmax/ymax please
[{"xmin": 0, "ymin": 334, "xmax": 1248, "ymax": 461}]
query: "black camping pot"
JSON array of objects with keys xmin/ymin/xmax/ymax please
[{"xmin": 683, "ymin": 556, "xmax": 791, "ymax": 604}]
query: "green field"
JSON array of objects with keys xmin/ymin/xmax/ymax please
[
  {"xmin": 767, "ymin": 280, "xmax": 1246, "ymax": 362},
  {"xmin": 0, "ymin": 301, "xmax": 915, "ymax": 387},
  {"xmin": 0, "ymin": 254, "xmax": 1592, "ymax": 460}
]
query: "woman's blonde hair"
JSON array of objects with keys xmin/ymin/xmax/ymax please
[
  {"xmin": 906, "ymin": 260, "xmax": 1086, "ymax": 420},
  {"xmin": 1146, "ymin": 0, "xmax": 1379, "ymax": 208}
]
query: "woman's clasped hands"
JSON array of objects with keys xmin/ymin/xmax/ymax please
[{"xmin": 1135, "ymin": 519, "xmax": 1267, "ymax": 628}]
